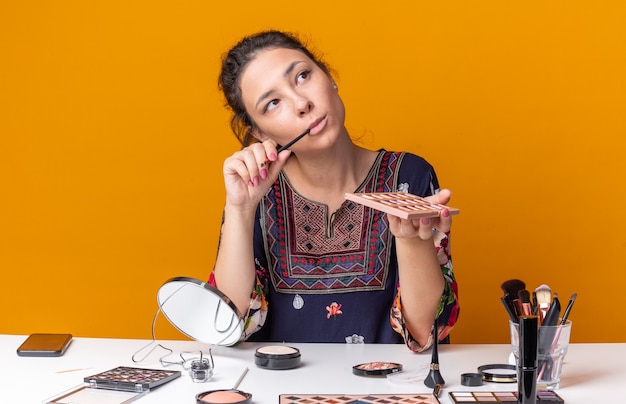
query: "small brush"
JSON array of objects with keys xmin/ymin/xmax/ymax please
[
  {"xmin": 432, "ymin": 384, "xmax": 442, "ymax": 404},
  {"xmin": 518, "ymin": 289, "xmax": 533, "ymax": 316},
  {"xmin": 560, "ymin": 293, "xmax": 577, "ymax": 325},
  {"xmin": 262, "ymin": 128, "xmax": 311, "ymax": 168},
  {"xmin": 277, "ymin": 128, "xmax": 311, "ymax": 152},
  {"xmin": 534, "ymin": 284, "xmax": 552, "ymax": 324}
]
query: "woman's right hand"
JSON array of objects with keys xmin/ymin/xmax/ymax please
[{"xmin": 222, "ymin": 140, "xmax": 291, "ymax": 209}]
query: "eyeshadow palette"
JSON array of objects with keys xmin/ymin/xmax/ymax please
[
  {"xmin": 344, "ymin": 192, "xmax": 460, "ymax": 220},
  {"xmin": 280, "ymin": 394, "xmax": 439, "ymax": 404},
  {"xmin": 84, "ymin": 366, "xmax": 181, "ymax": 392},
  {"xmin": 448, "ymin": 391, "xmax": 565, "ymax": 403}
]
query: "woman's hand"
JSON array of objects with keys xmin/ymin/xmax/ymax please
[
  {"xmin": 222, "ymin": 140, "xmax": 291, "ymax": 209},
  {"xmin": 388, "ymin": 189, "xmax": 453, "ymax": 239}
]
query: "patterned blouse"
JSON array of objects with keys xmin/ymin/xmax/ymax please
[{"xmin": 209, "ymin": 150, "xmax": 459, "ymax": 352}]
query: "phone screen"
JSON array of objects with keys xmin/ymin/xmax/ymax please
[{"xmin": 17, "ymin": 333, "xmax": 73, "ymax": 357}]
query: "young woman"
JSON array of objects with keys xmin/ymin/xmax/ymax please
[{"xmin": 209, "ymin": 30, "xmax": 459, "ymax": 352}]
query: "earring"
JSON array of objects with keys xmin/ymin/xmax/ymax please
[{"xmin": 332, "ymin": 84, "xmax": 338, "ymax": 89}]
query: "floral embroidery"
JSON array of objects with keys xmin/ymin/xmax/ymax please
[{"xmin": 326, "ymin": 302, "xmax": 343, "ymax": 319}]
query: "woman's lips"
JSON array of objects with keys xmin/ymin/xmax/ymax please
[{"xmin": 308, "ymin": 116, "xmax": 327, "ymax": 135}]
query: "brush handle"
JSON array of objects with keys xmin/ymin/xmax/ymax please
[
  {"xmin": 538, "ymin": 296, "xmax": 561, "ymax": 358},
  {"xmin": 501, "ymin": 296, "xmax": 518, "ymax": 323},
  {"xmin": 542, "ymin": 296, "xmax": 561, "ymax": 328},
  {"xmin": 277, "ymin": 128, "xmax": 311, "ymax": 152}
]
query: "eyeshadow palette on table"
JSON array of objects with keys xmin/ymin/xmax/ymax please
[
  {"xmin": 448, "ymin": 391, "xmax": 565, "ymax": 403},
  {"xmin": 280, "ymin": 393, "xmax": 440, "ymax": 404},
  {"xmin": 45, "ymin": 366, "xmax": 181, "ymax": 403}
]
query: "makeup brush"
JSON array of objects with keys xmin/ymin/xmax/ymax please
[
  {"xmin": 539, "ymin": 292, "xmax": 577, "ymax": 381},
  {"xmin": 534, "ymin": 284, "xmax": 552, "ymax": 324},
  {"xmin": 518, "ymin": 289, "xmax": 533, "ymax": 316},
  {"xmin": 501, "ymin": 279, "xmax": 526, "ymax": 317},
  {"xmin": 277, "ymin": 128, "xmax": 311, "ymax": 152},
  {"xmin": 560, "ymin": 293, "xmax": 577, "ymax": 325},
  {"xmin": 432, "ymin": 384, "xmax": 442, "ymax": 404},
  {"xmin": 537, "ymin": 293, "xmax": 560, "ymax": 382},
  {"xmin": 538, "ymin": 292, "xmax": 561, "ymax": 372},
  {"xmin": 541, "ymin": 293, "xmax": 561, "ymax": 328},
  {"xmin": 424, "ymin": 320, "xmax": 445, "ymax": 388},
  {"xmin": 500, "ymin": 294, "xmax": 519, "ymax": 323},
  {"xmin": 545, "ymin": 293, "xmax": 576, "ymax": 357},
  {"xmin": 262, "ymin": 128, "xmax": 311, "ymax": 168}
]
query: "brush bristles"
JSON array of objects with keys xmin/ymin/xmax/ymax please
[
  {"xmin": 501, "ymin": 279, "xmax": 526, "ymax": 297},
  {"xmin": 534, "ymin": 284, "xmax": 552, "ymax": 323}
]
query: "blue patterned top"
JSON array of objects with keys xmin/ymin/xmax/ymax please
[{"xmin": 210, "ymin": 150, "xmax": 459, "ymax": 351}]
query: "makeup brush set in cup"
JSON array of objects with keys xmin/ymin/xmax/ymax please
[{"xmin": 500, "ymin": 279, "xmax": 577, "ymax": 391}]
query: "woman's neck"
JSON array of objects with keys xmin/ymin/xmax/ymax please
[{"xmin": 283, "ymin": 140, "xmax": 378, "ymax": 210}]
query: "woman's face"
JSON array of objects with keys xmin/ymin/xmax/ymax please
[{"xmin": 239, "ymin": 47, "xmax": 345, "ymax": 150}]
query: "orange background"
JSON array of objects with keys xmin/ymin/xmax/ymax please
[{"xmin": 2, "ymin": 1, "xmax": 625, "ymax": 344}]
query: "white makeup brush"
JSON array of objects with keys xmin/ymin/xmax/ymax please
[{"xmin": 534, "ymin": 284, "xmax": 552, "ymax": 324}]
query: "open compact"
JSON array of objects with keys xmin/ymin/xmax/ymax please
[
  {"xmin": 196, "ymin": 389, "xmax": 252, "ymax": 404},
  {"xmin": 352, "ymin": 361, "xmax": 403, "ymax": 377},
  {"xmin": 255, "ymin": 345, "xmax": 301, "ymax": 370}
]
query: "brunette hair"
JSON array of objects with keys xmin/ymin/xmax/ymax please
[{"xmin": 218, "ymin": 30, "xmax": 332, "ymax": 146}]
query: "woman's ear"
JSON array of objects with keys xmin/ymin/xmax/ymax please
[{"xmin": 250, "ymin": 126, "xmax": 269, "ymax": 142}]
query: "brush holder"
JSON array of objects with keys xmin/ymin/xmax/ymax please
[{"xmin": 510, "ymin": 320, "xmax": 572, "ymax": 390}]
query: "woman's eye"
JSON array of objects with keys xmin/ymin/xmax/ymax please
[
  {"xmin": 264, "ymin": 99, "xmax": 279, "ymax": 112},
  {"xmin": 296, "ymin": 70, "xmax": 311, "ymax": 84}
]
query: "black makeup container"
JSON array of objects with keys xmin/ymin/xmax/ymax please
[
  {"xmin": 518, "ymin": 315, "xmax": 539, "ymax": 404},
  {"xmin": 254, "ymin": 345, "xmax": 301, "ymax": 370}
]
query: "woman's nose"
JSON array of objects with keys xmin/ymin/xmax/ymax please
[{"xmin": 294, "ymin": 95, "xmax": 313, "ymax": 115}]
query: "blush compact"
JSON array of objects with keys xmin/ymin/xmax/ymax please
[
  {"xmin": 254, "ymin": 345, "xmax": 301, "ymax": 370},
  {"xmin": 196, "ymin": 389, "xmax": 252, "ymax": 404},
  {"xmin": 352, "ymin": 361, "xmax": 403, "ymax": 377}
]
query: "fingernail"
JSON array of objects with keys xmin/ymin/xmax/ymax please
[
  {"xmin": 253, "ymin": 176, "xmax": 260, "ymax": 186},
  {"xmin": 270, "ymin": 152, "xmax": 277, "ymax": 161},
  {"xmin": 421, "ymin": 217, "xmax": 430, "ymax": 225},
  {"xmin": 260, "ymin": 169, "xmax": 267, "ymax": 179},
  {"xmin": 442, "ymin": 209, "xmax": 449, "ymax": 218}
]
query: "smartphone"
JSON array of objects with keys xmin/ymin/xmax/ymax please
[{"xmin": 17, "ymin": 333, "xmax": 73, "ymax": 357}]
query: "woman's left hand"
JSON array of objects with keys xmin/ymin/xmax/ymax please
[{"xmin": 388, "ymin": 189, "xmax": 452, "ymax": 240}]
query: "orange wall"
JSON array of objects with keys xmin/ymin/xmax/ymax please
[{"xmin": 2, "ymin": 1, "xmax": 625, "ymax": 344}]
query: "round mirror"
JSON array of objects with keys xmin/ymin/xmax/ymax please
[{"xmin": 157, "ymin": 277, "xmax": 244, "ymax": 346}]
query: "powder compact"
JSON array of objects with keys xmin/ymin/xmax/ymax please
[
  {"xmin": 477, "ymin": 364, "xmax": 517, "ymax": 383},
  {"xmin": 254, "ymin": 345, "xmax": 301, "ymax": 370},
  {"xmin": 196, "ymin": 389, "xmax": 252, "ymax": 404},
  {"xmin": 352, "ymin": 361, "xmax": 403, "ymax": 377}
]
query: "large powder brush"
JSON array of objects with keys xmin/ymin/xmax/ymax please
[{"xmin": 424, "ymin": 320, "xmax": 446, "ymax": 388}]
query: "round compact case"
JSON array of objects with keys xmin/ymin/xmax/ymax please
[
  {"xmin": 352, "ymin": 361, "xmax": 403, "ymax": 377},
  {"xmin": 196, "ymin": 389, "xmax": 252, "ymax": 404},
  {"xmin": 254, "ymin": 345, "xmax": 301, "ymax": 370}
]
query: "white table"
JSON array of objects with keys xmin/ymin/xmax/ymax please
[{"xmin": 2, "ymin": 335, "xmax": 622, "ymax": 403}]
